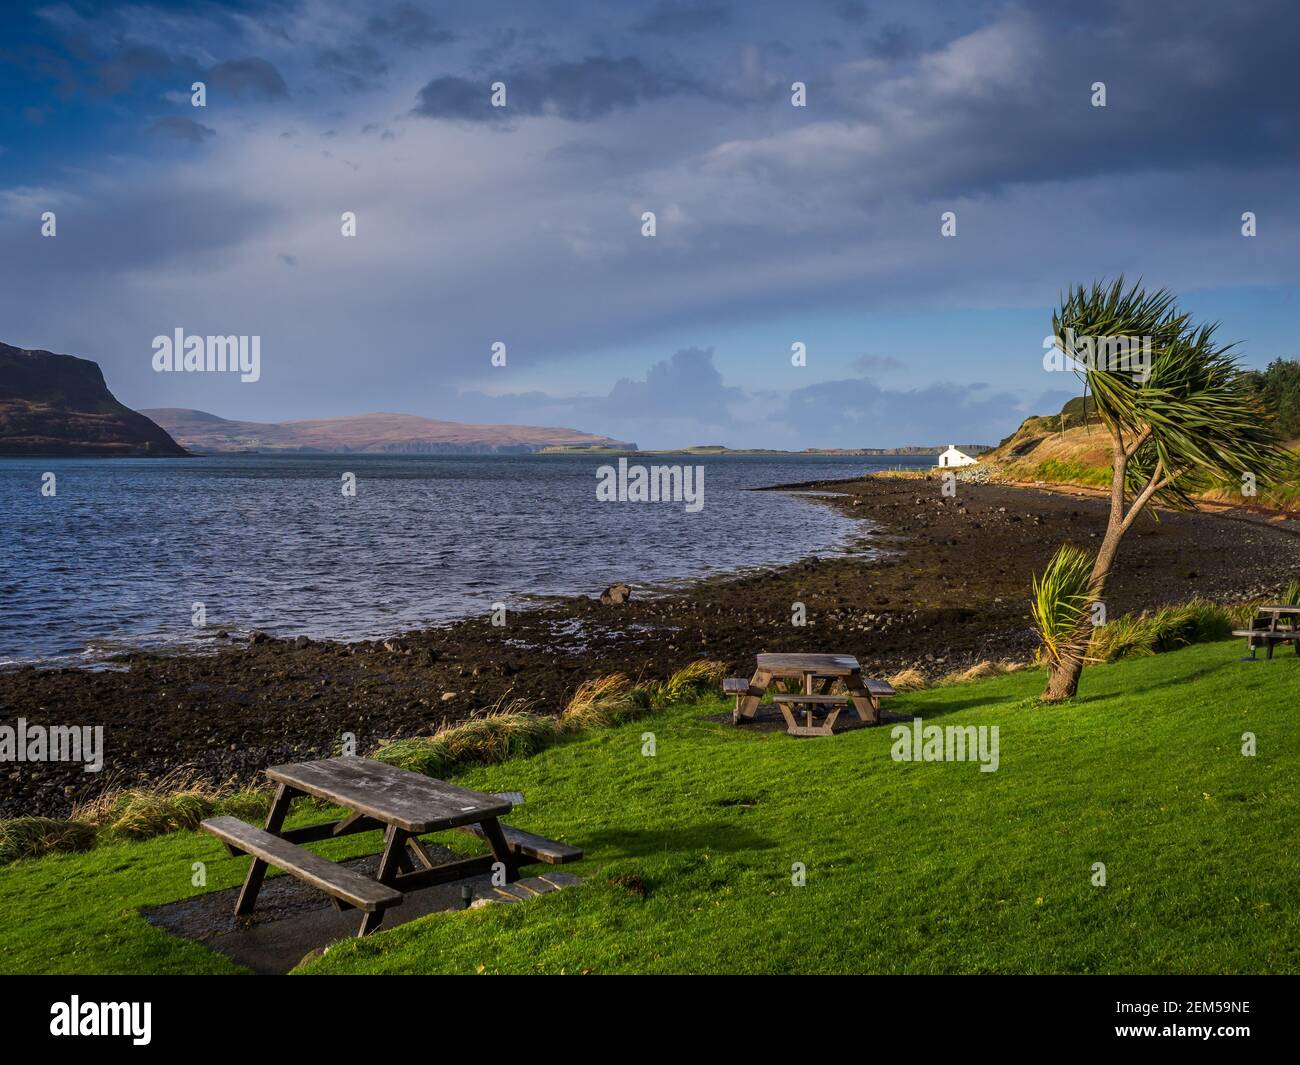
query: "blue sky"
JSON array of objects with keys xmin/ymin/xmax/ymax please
[{"xmin": 2, "ymin": 0, "xmax": 1298, "ymax": 448}]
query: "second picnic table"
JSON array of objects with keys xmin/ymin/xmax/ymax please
[
  {"xmin": 1234, "ymin": 604, "xmax": 1300, "ymax": 659},
  {"xmin": 202, "ymin": 756, "xmax": 582, "ymax": 936},
  {"xmin": 727, "ymin": 653, "xmax": 896, "ymax": 736}
]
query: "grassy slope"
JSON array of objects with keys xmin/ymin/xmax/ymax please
[
  {"xmin": 986, "ymin": 420, "xmax": 1300, "ymax": 511},
  {"xmin": 2, "ymin": 640, "xmax": 1297, "ymax": 975}
]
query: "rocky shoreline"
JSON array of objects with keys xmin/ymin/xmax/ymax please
[{"xmin": 4, "ymin": 473, "xmax": 1299, "ymax": 819}]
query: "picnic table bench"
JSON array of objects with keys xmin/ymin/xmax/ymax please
[
  {"xmin": 1233, "ymin": 604, "xmax": 1300, "ymax": 660},
  {"xmin": 201, "ymin": 756, "xmax": 582, "ymax": 937},
  {"xmin": 725, "ymin": 653, "xmax": 896, "ymax": 736}
]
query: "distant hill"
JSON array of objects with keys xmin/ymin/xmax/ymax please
[
  {"xmin": 142, "ymin": 408, "xmax": 637, "ymax": 455},
  {"xmin": 0, "ymin": 343, "xmax": 188, "ymax": 457}
]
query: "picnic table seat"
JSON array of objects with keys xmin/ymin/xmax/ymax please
[
  {"xmin": 202, "ymin": 815, "xmax": 404, "ymax": 914},
  {"xmin": 456, "ymin": 821, "xmax": 583, "ymax": 864},
  {"xmin": 1232, "ymin": 625, "xmax": 1300, "ymax": 658}
]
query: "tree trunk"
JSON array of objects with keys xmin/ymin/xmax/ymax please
[{"xmin": 1041, "ymin": 438, "xmax": 1130, "ymax": 701}]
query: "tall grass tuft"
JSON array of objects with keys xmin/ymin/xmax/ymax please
[
  {"xmin": 886, "ymin": 667, "xmax": 927, "ymax": 692},
  {"xmin": 72, "ymin": 769, "xmax": 268, "ymax": 841},
  {"xmin": 0, "ymin": 816, "xmax": 96, "ymax": 864},
  {"xmin": 376, "ymin": 702, "xmax": 555, "ymax": 777},
  {"xmin": 936, "ymin": 660, "xmax": 1021, "ymax": 687},
  {"xmin": 1089, "ymin": 599, "xmax": 1233, "ymax": 663},
  {"xmin": 561, "ymin": 674, "xmax": 638, "ymax": 731},
  {"xmin": 657, "ymin": 660, "xmax": 726, "ymax": 708}
]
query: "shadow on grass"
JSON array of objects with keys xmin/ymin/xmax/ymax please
[{"xmin": 577, "ymin": 821, "xmax": 776, "ymax": 860}]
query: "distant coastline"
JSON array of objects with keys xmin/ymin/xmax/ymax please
[{"xmin": 538, "ymin": 443, "xmax": 994, "ymax": 457}]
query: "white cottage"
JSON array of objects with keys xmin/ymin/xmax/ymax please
[{"xmin": 938, "ymin": 444, "xmax": 978, "ymax": 468}]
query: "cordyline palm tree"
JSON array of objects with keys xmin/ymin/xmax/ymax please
[{"xmin": 1038, "ymin": 278, "xmax": 1291, "ymax": 701}]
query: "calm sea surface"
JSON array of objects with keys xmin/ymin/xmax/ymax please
[{"xmin": 0, "ymin": 453, "xmax": 931, "ymax": 667}]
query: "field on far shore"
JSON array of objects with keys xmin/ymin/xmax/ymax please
[{"xmin": 2, "ymin": 638, "xmax": 1296, "ymax": 975}]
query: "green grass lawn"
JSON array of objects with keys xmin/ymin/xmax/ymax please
[{"xmin": 2, "ymin": 639, "xmax": 1297, "ymax": 975}]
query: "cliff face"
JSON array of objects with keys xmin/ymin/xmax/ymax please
[{"xmin": 0, "ymin": 343, "xmax": 189, "ymax": 457}]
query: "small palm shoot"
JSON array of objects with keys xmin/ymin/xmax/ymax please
[{"xmin": 1031, "ymin": 545, "xmax": 1096, "ymax": 679}]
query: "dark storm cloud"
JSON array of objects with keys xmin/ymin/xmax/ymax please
[
  {"xmin": 365, "ymin": 4, "xmax": 456, "ymax": 47},
  {"xmin": 147, "ymin": 115, "xmax": 215, "ymax": 143},
  {"xmin": 208, "ymin": 57, "xmax": 288, "ymax": 100},
  {"xmin": 412, "ymin": 56, "xmax": 704, "ymax": 122},
  {"xmin": 634, "ymin": 2, "xmax": 732, "ymax": 36},
  {"xmin": 314, "ymin": 45, "xmax": 390, "ymax": 91}
]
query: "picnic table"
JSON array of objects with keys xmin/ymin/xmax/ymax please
[
  {"xmin": 201, "ymin": 757, "xmax": 581, "ymax": 937},
  {"xmin": 724, "ymin": 653, "xmax": 896, "ymax": 736},
  {"xmin": 1233, "ymin": 605, "xmax": 1300, "ymax": 660}
]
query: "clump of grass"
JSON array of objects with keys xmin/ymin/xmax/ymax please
[
  {"xmin": 937, "ymin": 660, "xmax": 1010, "ymax": 686},
  {"xmin": 886, "ymin": 667, "xmax": 927, "ymax": 692},
  {"xmin": 1283, "ymin": 580, "xmax": 1300, "ymax": 607},
  {"xmin": 1087, "ymin": 612, "xmax": 1156, "ymax": 662},
  {"xmin": 0, "ymin": 816, "xmax": 96, "ymax": 864},
  {"xmin": 1089, "ymin": 599, "xmax": 1233, "ymax": 663},
  {"xmin": 376, "ymin": 702, "xmax": 555, "ymax": 777},
  {"xmin": 219, "ymin": 788, "xmax": 272, "ymax": 823},
  {"xmin": 561, "ymin": 674, "xmax": 638, "ymax": 731},
  {"xmin": 657, "ymin": 660, "xmax": 726, "ymax": 706},
  {"xmin": 72, "ymin": 768, "xmax": 264, "ymax": 841},
  {"xmin": 106, "ymin": 790, "xmax": 215, "ymax": 839}
]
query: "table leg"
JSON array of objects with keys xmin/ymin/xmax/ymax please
[
  {"xmin": 358, "ymin": 824, "xmax": 409, "ymax": 936},
  {"xmin": 235, "ymin": 782, "xmax": 295, "ymax": 917},
  {"xmin": 846, "ymin": 673, "xmax": 880, "ymax": 725},
  {"xmin": 477, "ymin": 816, "xmax": 520, "ymax": 883},
  {"xmin": 736, "ymin": 670, "xmax": 770, "ymax": 721},
  {"xmin": 406, "ymin": 836, "xmax": 438, "ymax": 870}
]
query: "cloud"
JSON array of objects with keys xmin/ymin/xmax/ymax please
[
  {"xmin": 147, "ymin": 115, "xmax": 216, "ymax": 143},
  {"xmin": 365, "ymin": 4, "xmax": 455, "ymax": 47},
  {"xmin": 314, "ymin": 45, "xmax": 389, "ymax": 91},
  {"xmin": 208, "ymin": 57, "xmax": 288, "ymax": 100},
  {"xmin": 827, "ymin": 0, "xmax": 870, "ymax": 26},
  {"xmin": 851, "ymin": 353, "xmax": 903, "ymax": 373},
  {"xmin": 775, "ymin": 377, "xmax": 1021, "ymax": 447},
  {"xmin": 608, "ymin": 347, "xmax": 742, "ymax": 419},
  {"xmin": 634, "ymin": 2, "xmax": 732, "ymax": 36},
  {"xmin": 413, "ymin": 56, "xmax": 704, "ymax": 123}
]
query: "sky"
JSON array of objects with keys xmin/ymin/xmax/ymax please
[{"xmin": 2, "ymin": 0, "xmax": 1298, "ymax": 449}]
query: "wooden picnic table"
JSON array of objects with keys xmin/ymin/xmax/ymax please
[
  {"xmin": 201, "ymin": 756, "xmax": 581, "ymax": 936},
  {"xmin": 1234, "ymin": 605, "xmax": 1300, "ymax": 660},
  {"xmin": 730, "ymin": 653, "xmax": 895, "ymax": 736}
]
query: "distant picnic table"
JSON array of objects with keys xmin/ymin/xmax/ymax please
[
  {"xmin": 725, "ymin": 653, "xmax": 896, "ymax": 736},
  {"xmin": 1234, "ymin": 605, "xmax": 1300, "ymax": 660},
  {"xmin": 201, "ymin": 757, "xmax": 581, "ymax": 937}
]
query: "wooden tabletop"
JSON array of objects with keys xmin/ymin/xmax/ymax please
[
  {"xmin": 755, "ymin": 653, "xmax": 861, "ymax": 675},
  {"xmin": 1259, "ymin": 605, "xmax": 1300, "ymax": 613},
  {"xmin": 265, "ymin": 757, "xmax": 511, "ymax": 833}
]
